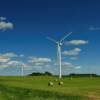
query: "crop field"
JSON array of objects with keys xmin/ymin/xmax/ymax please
[{"xmin": 0, "ymin": 76, "xmax": 100, "ymax": 100}]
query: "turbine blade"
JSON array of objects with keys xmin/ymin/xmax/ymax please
[
  {"xmin": 46, "ymin": 37, "xmax": 58, "ymax": 44},
  {"xmin": 60, "ymin": 32, "xmax": 72, "ymax": 43}
]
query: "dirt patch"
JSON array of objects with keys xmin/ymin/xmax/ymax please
[{"xmin": 87, "ymin": 92, "xmax": 100, "ymax": 100}]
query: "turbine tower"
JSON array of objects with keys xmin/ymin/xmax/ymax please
[
  {"xmin": 21, "ymin": 64, "xmax": 24, "ymax": 76},
  {"xmin": 47, "ymin": 32, "xmax": 72, "ymax": 78},
  {"xmin": 21, "ymin": 63, "xmax": 25, "ymax": 76}
]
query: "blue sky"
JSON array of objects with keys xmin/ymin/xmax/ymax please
[{"xmin": 0, "ymin": 0, "xmax": 100, "ymax": 75}]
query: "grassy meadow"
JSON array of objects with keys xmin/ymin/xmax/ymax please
[{"xmin": 0, "ymin": 76, "xmax": 100, "ymax": 100}]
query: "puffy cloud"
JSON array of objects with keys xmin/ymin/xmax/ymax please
[
  {"xmin": 7, "ymin": 60, "xmax": 26, "ymax": 67},
  {"xmin": 34, "ymin": 62, "xmax": 44, "ymax": 66},
  {"xmin": 7, "ymin": 61, "xmax": 20, "ymax": 66},
  {"xmin": 66, "ymin": 40, "xmax": 88, "ymax": 45},
  {"xmin": 74, "ymin": 66, "xmax": 82, "ymax": 69},
  {"xmin": 0, "ymin": 17, "xmax": 13, "ymax": 31},
  {"xmin": 54, "ymin": 61, "xmax": 73, "ymax": 68},
  {"xmin": 0, "ymin": 52, "xmax": 18, "ymax": 63},
  {"xmin": 0, "ymin": 17, "xmax": 6, "ymax": 21},
  {"xmin": 27, "ymin": 57, "xmax": 52, "ymax": 73},
  {"xmin": 0, "ymin": 60, "xmax": 27, "ymax": 70},
  {"xmin": 28, "ymin": 57, "xmax": 51, "ymax": 63},
  {"xmin": 62, "ymin": 62, "xmax": 73, "ymax": 67},
  {"xmin": 20, "ymin": 54, "xmax": 24, "ymax": 57},
  {"xmin": 62, "ymin": 48, "xmax": 81, "ymax": 56},
  {"xmin": 0, "ymin": 52, "xmax": 17, "ymax": 63},
  {"xmin": 1, "ymin": 52, "xmax": 18, "ymax": 58},
  {"xmin": 0, "ymin": 21, "xmax": 13, "ymax": 30},
  {"xmin": 0, "ymin": 56, "xmax": 10, "ymax": 63},
  {"xmin": 54, "ymin": 61, "xmax": 82, "ymax": 73}
]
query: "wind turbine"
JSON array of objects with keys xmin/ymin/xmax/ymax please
[
  {"xmin": 21, "ymin": 63, "xmax": 25, "ymax": 76},
  {"xmin": 47, "ymin": 32, "xmax": 72, "ymax": 78},
  {"xmin": 21, "ymin": 64, "xmax": 24, "ymax": 76}
]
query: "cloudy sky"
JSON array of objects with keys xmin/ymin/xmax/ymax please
[{"xmin": 0, "ymin": 0, "xmax": 100, "ymax": 75}]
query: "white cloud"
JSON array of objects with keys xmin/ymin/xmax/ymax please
[
  {"xmin": 27, "ymin": 57, "xmax": 52, "ymax": 73},
  {"xmin": 1, "ymin": 52, "xmax": 18, "ymax": 58},
  {"xmin": 62, "ymin": 48, "xmax": 81, "ymax": 56},
  {"xmin": 75, "ymin": 66, "xmax": 82, "ymax": 69},
  {"xmin": 7, "ymin": 60, "xmax": 27, "ymax": 67},
  {"xmin": 0, "ymin": 21, "xmax": 13, "ymax": 30},
  {"xmin": 28, "ymin": 57, "xmax": 51, "ymax": 63},
  {"xmin": 0, "ymin": 17, "xmax": 13, "ymax": 31},
  {"xmin": 20, "ymin": 54, "xmax": 24, "ymax": 57},
  {"xmin": 0, "ymin": 52, "xmax": 18, "ymax": 63},
  {"xmin": 34, "ymin": 62, "xmax": 44, "ymax": 66},
  {"xmin": 0, "ymin": 60, "xmax": 27, "ymax": 69},
  {"xmin": 0, "ymin": 56, "xmax": 10, "ymax": 63},
  {"xmin": 66, "ymin": 40, "xmax": 88, "ymax": 45},
  {"xmin": 62, "ymin": 62, "xmax": 73, "ymax": 67},
  {"xmin": 0, "ymin": 17, "xmax": 6, "ymax": 21},
  {"xmin": 7, "ymin": 61, "xmax": 20, "ymax": 66},
  {"xmin": 54, "ymin": 61, "xmax": 73, "ymax": 68}
]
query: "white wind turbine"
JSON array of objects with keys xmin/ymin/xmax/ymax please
[
  {"xmin": 21, "ymin": 63, "xmax": 26, "ymax": 76},
  {"xmin": 47, "ymin": 32, "xmax": 72, "ymax": 78},
  {"xmin": 21, "ymin": 64, "xmax": 24, "ymax": 76}
]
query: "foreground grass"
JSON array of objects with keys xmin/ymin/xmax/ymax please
[{"xmin": 0, "ymin": 76, "xmax": 100, "ymax": 100}]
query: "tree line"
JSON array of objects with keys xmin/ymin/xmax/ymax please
[{"xmin": 29, "ymin": 72, "xmax": 100, "ymax": 77}]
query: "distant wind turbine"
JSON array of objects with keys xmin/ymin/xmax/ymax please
[
  {"xmin": 21, "ymin": 63, "xmax": 26, "ymax": 76},
  {"xmin": 47, "ymin": 32, "xmax": 72, "ymax": 78},
  {"xmin": 21, "ymin": 64, "xmax": 24, "ymax": 76}
]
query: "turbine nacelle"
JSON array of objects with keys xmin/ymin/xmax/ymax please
[{"xmin": 59, "ymin": 42, "xmax": 62, "ymax": 46}]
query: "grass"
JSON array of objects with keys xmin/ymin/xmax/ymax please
[{"xmin": 0, "ymin": 76, "xmax": 100, "ymax": 100}]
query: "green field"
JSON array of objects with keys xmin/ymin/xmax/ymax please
[{"xmin": 0, "ymin": 76, "xmax": 100, "ymax": 100}]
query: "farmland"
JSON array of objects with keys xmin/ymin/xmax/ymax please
[{"xmin": 0, "ymin": 76, "xmax": 100, "ymax": 100}]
